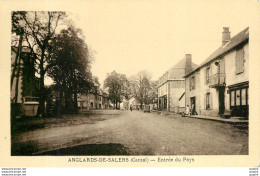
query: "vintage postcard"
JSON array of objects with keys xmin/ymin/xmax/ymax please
[{"xmin": 0, "ymin": 0, "xmax": 259, "ymax": 167}]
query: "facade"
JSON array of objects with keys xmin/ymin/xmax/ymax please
[
  {"xmin": 11, "ymin": 46, "xmax": 38, "ymax": 117},
  {"xmin": 184, "ymin": 27, "xmax": 249, "ymax": 118},
  {"xmin": 129, "ymin": 98, "xmax": 143, "ymax": 110},
  {"xmin": 78, "ymin": 89, "xmax": 110, "ymax": 110},
  {"xmin": 120, "ymin": 98, "xmax": 130, "ymax": 110},
  {"xmin": 157, "ymin": 54, "xmax": 198, "ymax": 113}
]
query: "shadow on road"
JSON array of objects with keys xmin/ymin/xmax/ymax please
[{"xmin": 33, "ymin": 143, "xmax": 130, "ymax": 156}]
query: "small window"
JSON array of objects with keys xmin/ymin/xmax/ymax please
[
  {"xmin": 235, "ymin": 48, "xmax": 244, "ymax": 74},
  {"xmin": 190, "ymin": 76, "xmax": 195, "ymax": 90}
]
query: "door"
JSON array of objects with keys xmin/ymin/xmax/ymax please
[
  {"xmin": 163, "ymin": 96, "xmax": 167, "ymax": 109},
  {"xmin": 190, "ymin": 97, "xmax": 196, "ymax": 115},
  {"xmin": 219, "ymin": 87, "xmax": 225, "ymax": 115}
]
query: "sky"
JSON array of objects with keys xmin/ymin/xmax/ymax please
[{"xmin": 47, "ymin": 0, "xmax": 253, "ymax": 86}]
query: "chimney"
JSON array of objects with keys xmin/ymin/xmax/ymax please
[
  {"xmin": 185, "ymin": 54, "xmax": 192, "ymax": 74},
  {"xmin": 222, "ymin": 27, "xmax": 231, "ymax": 45}
]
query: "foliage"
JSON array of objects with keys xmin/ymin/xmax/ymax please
[
  {"xmin": 104, "ymin": 71, "xmax": 129, "ymax": 108},
  {"xmin": 48, "ymin": 26, "xmax": 93, "ymax": 114},
  {"xmin": 12, "ymin": 11, "xmax": 67, "ymax": 116},
  {"xmin": 129, "ymin": 71, "xmax": 155, "ymax": 109}
]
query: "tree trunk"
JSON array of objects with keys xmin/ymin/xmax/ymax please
[
  {"xmin": 38, "ymin": 51, "xmax": 45, "ymax": 117},
  {"xmin": 73, "ymin": 70, "xmax": 78, "ymax": 114},
  {"xmin": 14, "ymin": 52, "xmax": 21, "ymax": 104}
]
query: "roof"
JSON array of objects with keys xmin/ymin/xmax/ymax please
[
  {"xmin": 168, "ymin": 59, "xmax": 198, "ymax": 79},
  {"xmin": 158, "ymin": 57, "xmax": 198, "ymax": 86},
  {"xmin": 184, "ymin": 27, "xmax": 249, "ymax": 78}
]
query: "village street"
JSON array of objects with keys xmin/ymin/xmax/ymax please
[{"xmin": 11, "ymin": 110, "xmax": 248, "ymax": 156}]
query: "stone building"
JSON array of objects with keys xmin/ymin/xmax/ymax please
[
  {"xmin": 158, "ymin": 54, "xmax": 198, "ymax": 112},
  {"xmin": 11, "ymin": 46, "xmax": 38, "ymax": 117},
  {"xmin": 77, "ymin": 89, "xmax": 110, "ymax": 110},
  {"xmin": 184, "ymin": 27, "xmax": 249, "ymax": 118}
]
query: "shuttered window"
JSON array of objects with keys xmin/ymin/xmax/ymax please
[
  {"xmin": 235, "ymin": 48, "xmax": 244, "ymax": 74},
  {"xmin": 190, "ymin": 76, "xmax": 195, "ymax": 90}
]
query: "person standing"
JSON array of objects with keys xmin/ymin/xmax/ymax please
[{"xmin": 185, "ymin": 105, "xmax": 190, "ymax": 116}]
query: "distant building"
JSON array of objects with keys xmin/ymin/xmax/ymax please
[
  {"xmin": 157, "ymin": 54, "xmax": 198, "ymax": 113},
  {"xmin": 120, "ymin": 98, "xmax": 130, "ymax": 110},
  {"xmin": 129, "ymin": 97, "xmax": 143, "ymax": 110},
  {"xmin": 77, "ymin": 89, "xmax": 110, "ymax": 110},
  {"xmin": 184, "ymin": 27, "xmax": 249, "ymax": 118}
]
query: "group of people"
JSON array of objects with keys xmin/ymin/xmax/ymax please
[{"xmin": 184, "ymin": 104, "xmax": 197, "ymax": 117}]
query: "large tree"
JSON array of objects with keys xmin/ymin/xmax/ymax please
[
  {"xmin": 13, "ymin": 11, "xmax": 66, "ymax": 116},
  {"xmin": 104, "ymin": 71, "xmax": 129, "ymax": 109},
  {"xmin": 48, "ymin": 26, "xmax": 93, "ymax": 114},
  {"xmin": 130, "ymin": 71, "xmax": 152, "ymax": 109}
]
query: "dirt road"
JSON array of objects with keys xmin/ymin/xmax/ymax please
[{"xmin": 11, "ymin": 110, "xmax": 248, "ymax": 155}]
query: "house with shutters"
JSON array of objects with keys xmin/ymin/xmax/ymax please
[
  {"xmin": 157, "ymin": 54, "xmax": 198, "ymax": 113},
  {"xmin": 184, "ymin": 27, "xmax": 249, "ymax": 118}
]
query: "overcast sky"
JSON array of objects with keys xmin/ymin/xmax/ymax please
[{"xmin": 60, "ymin": 0, "xmax": 252, "ymax": 86}]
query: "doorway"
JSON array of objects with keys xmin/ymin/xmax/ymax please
[
  {"xmin": 218, "ymin": 88, "xmax": 225, "ymax": 115},
  {"xmin": 190, "ymin": 97, "xmax": 196, "ymax": 115}
]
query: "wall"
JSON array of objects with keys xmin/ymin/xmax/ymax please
[
  {"xmin": 225, "ymin": 43, "xmax": 249, "ymax": 110},
  {"xmin": 194, "ymin": 42, "xmax": 249, "ymax": 116},
  {"xmin": 158, "ymin": 82, "xmax": 168, "ymax": 97},
  {"xmin": 199, "ymin": 64, "xmax": 219, "ymax": 116},
  {"xmin": 225, "ymin": 43, "xmax": 249, "ymax": 87},
  {"xmin": 169, "ymin": 80, "xmax": 185, "ymax": 112},
  {"xmin": 185, "ymin": 71, "xmax": 201, "ymax": 114},
  {"xmin": 11, "ymin": 50, "xmax": 23, "ymax": 104}
]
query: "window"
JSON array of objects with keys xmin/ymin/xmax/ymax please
[
  {"xmin": 230, "ymin": 87, "xmax": 248, "ymax": 107},
  {"xmin": 231, "ymin": 91, "xmax": 235, "ymax": 106},
  {"xmin": 236, "ymin": 90, "xmax": 240, "ymax": 106},
  {"xmin": 235, "ymin": 47, "xmax": 244, "ymax": 74},
  {"xmin": 190, "ymin": 76, "xmax": 195, "ymax": 90},
  {"xmin": 206, "ymin": 93, "xmax": 211, "ymax": 109},
  {"xmin": 241, "ymin": 88, "xmax": 246, "ymax": 105},
  {"xmin": 206, "ymin": 67, "xmax": 210, "ymax": 84}
]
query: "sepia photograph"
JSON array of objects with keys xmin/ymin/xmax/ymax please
[{"xmin": 1, "ymin": 0, "xmax": 259, "ymax": 168}]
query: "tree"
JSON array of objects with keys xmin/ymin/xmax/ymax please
[
  {"xmin": 130, "ymin": 71, "xmax": 152, "ymax": 109},
  {"xmin": 14, "ymin": 11, "xmax": 66, "ymax": 116},
  {"xmin": 148, "ymin": 80, "xmax": 158, "ymax": 104},
  {"xmin": 48, "ymin": 26, "xmax": 93, "ymax": 114},
  {"xmin": 104, "ymin": 71, "xmax": 129, "ymax": 109}
]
